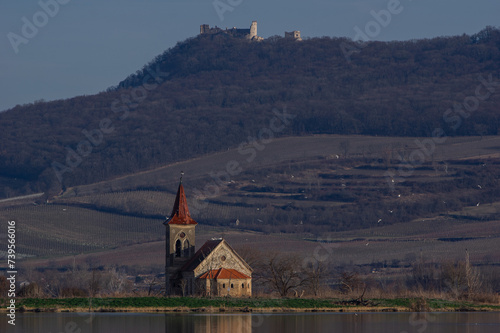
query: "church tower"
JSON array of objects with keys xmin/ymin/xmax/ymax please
[{"xmin": 164, "ymin": 177, "xmax": 197, "ymax": 295}]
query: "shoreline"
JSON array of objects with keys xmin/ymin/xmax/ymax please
[
  {"xmin": 4, "ymin": 306, "xmax": 500, "ymax": 314},
  {"xmin": 2, "ymin": 297, "xmax": 499, "ymax": 314}
]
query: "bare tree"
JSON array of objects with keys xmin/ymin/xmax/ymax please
[
  {"xmin": 102, "ymin": 267, "xmax": 128, "ymax": 296},
  {"xmin": 38, "ymin": 270, "xmax": 62, "ymax": 297},
  {"xmin": 88, "ymin": 269, "xmax": 101, "ymax": 298},
  {"xmin": 233, "ymin": 245, "xmax": 261, "ymax": 269},
  {"xmin": 440, "ymin": 250, "xmax": 483, "ymax": 300},
  {"xmin": 339, "ymin": 271, "xmax": 361, "ymax": 295},
  {"xmin": 465, "ymin": 249, "xmax": 482, "ymax": 299},
  {"xmin": 441, "ymin": 261, "xmax": 466, "ymax": 299},
  {"xmin": 410, "ymin": 256, "xmax": 439, "ymax": 292},
  {"xmin": 87, "ymin": 269, "xmax": 101, "ymax": 312},
  {"xmin": 303, "ymin": 261, "xmax": 328, "ymax": 297},
  {"xmin": 261, "ymin": 253, "xmax": 305, "ymax": 297},
  {"xmin": 339, "ymin": 271, "xmax": 368, "ymax": 303}
]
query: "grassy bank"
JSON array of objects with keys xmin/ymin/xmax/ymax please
[{"xmin": 3, "ymin": 297, "xmax": 499, "ymax": 313}]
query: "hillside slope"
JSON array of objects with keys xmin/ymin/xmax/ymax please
[
  {"xmin": 1, "ymin": 134, "xmax": 500, "ymax": 267},
  {"xmin": 46, "ymin": 135, "xmax": 500, "ymax": 234},
  {"xmin": 0, "ymin": 27, "xmax": 499, "ymax": 199}
]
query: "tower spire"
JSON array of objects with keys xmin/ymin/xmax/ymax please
[{"xmin": 165, "ymin": 174, "xmax": 197, "ymax": 225}]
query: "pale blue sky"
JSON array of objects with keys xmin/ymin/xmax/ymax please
[{"xmin": 0, "ymin": 0, "xmax": 498, "ymax": 112}]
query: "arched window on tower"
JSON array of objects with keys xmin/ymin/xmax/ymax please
[{"xmin": 175, "ymin": 239, "xmax": 181, "ymax": 257}]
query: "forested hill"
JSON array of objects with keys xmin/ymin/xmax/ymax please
[{"xmin": 1, "ymin": 27, "xmax": 499, "ymax": 199}]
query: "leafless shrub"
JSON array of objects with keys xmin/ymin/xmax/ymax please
[{"xmin": 18, "ymin": 283, "xmax": 44, "ymax": 298}]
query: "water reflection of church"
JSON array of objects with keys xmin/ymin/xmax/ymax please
[
  {"xmin": 164, "ymin": 179, "xmax": 252, "ymax": 297},
  {"xmin": 166, "ymin": 314, "xmax": 253, "ymax": 333}
]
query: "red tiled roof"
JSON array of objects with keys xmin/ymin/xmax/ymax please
[
  {"xmin": 164, "ymin": 183, "xmax": 197, "ymax": 225},
  {"xmin": 199, "ymin": 268, "xmax": 251, "ymax": 280}
]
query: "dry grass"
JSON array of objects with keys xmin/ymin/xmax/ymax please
[{"xmin": 469, "ymin": 293, "xmax": 500, "ymax": 305}]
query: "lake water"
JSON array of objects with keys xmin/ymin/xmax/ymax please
[{"xmin": 2, "ymin": 312, "xmax": 500, "ymax": 333}]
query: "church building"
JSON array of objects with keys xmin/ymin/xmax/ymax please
[{"xmin": 164, "ymin": 179, "xmax": 252, "ymax": 297}]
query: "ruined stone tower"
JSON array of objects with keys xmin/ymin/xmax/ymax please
[
  {"xmin": 285, "ymin": 30, "xmax": 302, "ymax": 41},
  {"xmin": 200, "ymin": 24, "xmax": 210, "ymax": 34},
  {"xmin": 249, "ymin": 21, "xmax": 258, "ymax": 39}
]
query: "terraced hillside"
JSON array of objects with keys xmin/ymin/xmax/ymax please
[{"xmin": 0, "ymin": 135, "xmax": 499, "ymax": 272}]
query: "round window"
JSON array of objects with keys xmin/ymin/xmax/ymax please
[
  {"xmin": 179, "ymin": 232, "xmax": 186, "ymax": 238},
  {"xmin": 220, "ymin": 255, "xmax": 226, "ymax": 262}
]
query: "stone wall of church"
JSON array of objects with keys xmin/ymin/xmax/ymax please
[
  {"xmin": 216, "ymin": 278, "xmax": 252, "ymax": 297},
  {"xmin": 199, "ymin": 278, "xmax": 251, "ymax": 297},
  {"xmin": 193, "ymin": 243, "xmax": 252, "ymax": 278}
]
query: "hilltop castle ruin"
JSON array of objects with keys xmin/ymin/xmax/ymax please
[
  {"xmin": 285, "ymin": 30, "xmax": 302, "ymax": 41},
  {"xmin": 200, "ymin": 21, "xmax": 301, "ymax": 41},
  {"xmin": 200, "ymin": 21, "xmax": 263, "ymax": 41}
]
